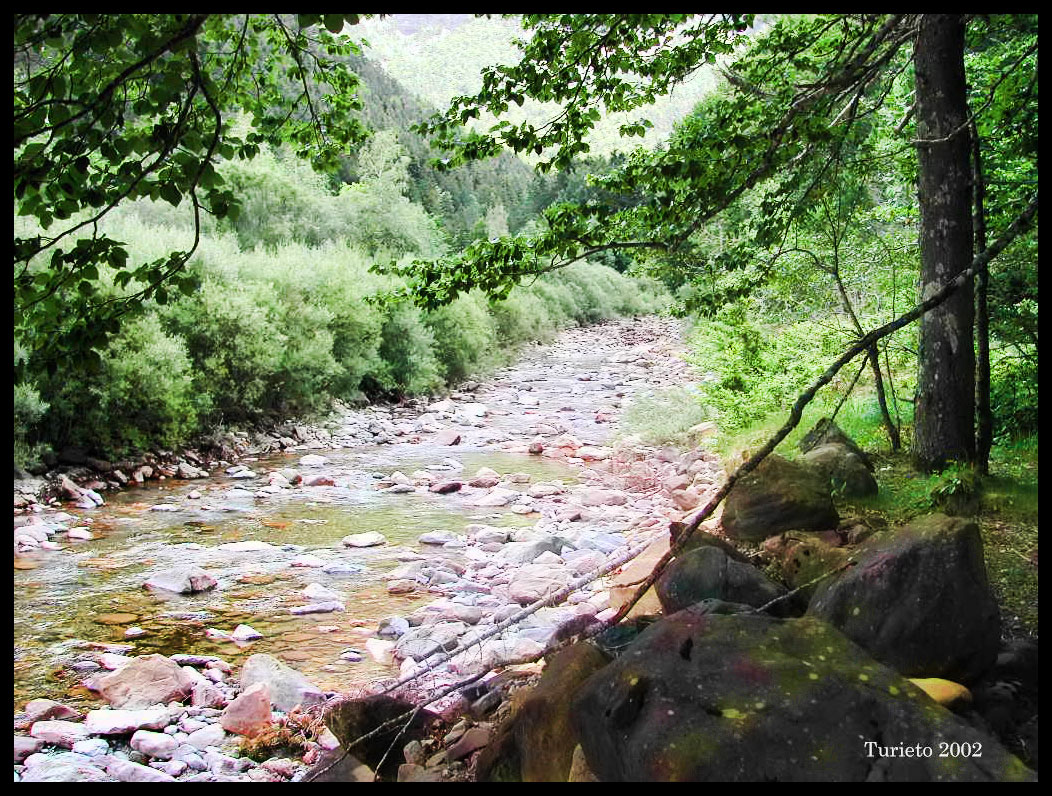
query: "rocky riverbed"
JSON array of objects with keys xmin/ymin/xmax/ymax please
[{"xmin": 14, "ymin": 316, "xmax": 729, "ymax": 782}]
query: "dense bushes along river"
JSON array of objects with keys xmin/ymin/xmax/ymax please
[{"xmin": 14, "ymin": 213, "xmax": 667, "ymax": 467}]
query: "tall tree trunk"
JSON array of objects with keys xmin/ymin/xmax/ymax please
[
  {"xmin": 912, "ymin": 14, "xmax": 975, "ymax": 472},
  {"xmin": 971, "ymin": 120, "xmax": 992, "ymax": 475}
]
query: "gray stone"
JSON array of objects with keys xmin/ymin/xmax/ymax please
[{"xmin": 239, "ymin": 653, "xmax": 325, "ymax": 712}]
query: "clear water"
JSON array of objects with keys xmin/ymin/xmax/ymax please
[{"xmin": 13, "ymin": 444, "xmax": 578, "ymax": 712}]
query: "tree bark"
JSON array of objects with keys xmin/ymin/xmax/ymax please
[
  {"xmin": 971, "ymin": 120, "xmax": 992, "ymax": 475},
  {"xmin": 912, "ymin": 14, "xmax": 975, "ymax": 472}
]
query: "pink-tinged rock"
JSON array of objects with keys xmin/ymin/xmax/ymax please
[
  {"xmin": 528, "ymin": 442, "xmax": 544, "ymax": 455},
  {"xmin": 220, "ymin": 682, "xmax": 273, "ymax": 737},
  {"xmin": 317, "ymin": 727, "xmax": 341, "ymax": 751},
  {"xmin": 579, "ymin": 489, "xmax": 628, "ymax": 507},
  {"xmin": 387, "ymin": 579, "xmax": 416, "ymax": 595},
  {"xmin": 130, "ymin": 729, "xmax": 179, "ymax": 759},
  {"xmin": 21, "ymin": 756, "xmax": 111, "ymax": 782},
  {"xmin": 447, "ymin": 726, "xmax": 491, "ymax": 760},
  {"xmin": 106, "ymin": 757, "xmax": 177, "ymax": 782},
  {"xmin": 434, "ymin": 430, "xmax": 462, "ymax": 446},
  {"xmin": 24, "ymin": 698, "xmax": 82, "ymax": 723},
  {"xmin": 342, "ymin": 531, "xmax": 386, "ymax": 547},
  {"xmin": 143, "ymin": 566, "xmax": 217, "ymax": 594},
  {"xmin": 191, "ymin": 680, "xmax": 227, "ymax": 709},
  {"xmin": 468, "ymin": 474, "xmax": 501, "ymax": 488},
  {"xmin": 231, "ymin": 623, "xmax": 264, "ymax": 641},
  {"xmin": 29, "ymin": 720, "xmax": 90, "ymax": 747},
  {"xmin": 289, "ymin": 601, "xmax": 345, "ymax": 615},
  {"xmin": 85, "ymin": 707, "xmax": 169, "ymax": 735},
  {"xmin": 67, "ymin": 527, "xmax": 94, "ymax": 540},
  {"xmin": 470, "ymin": 487, "xmax": 519, "ymax": 507},
  {"xmin": 305, "ymin": 474, "xmax": 336, "ymax": 487},
  {"xmin": 429, "ymin": 480, "xmax": 462, "ymax": 494},
  {"xmin": 185, "ymin": 723, "xmax": 227, "ymax": 750},
  {"xmin": 92, "ymin": 654, "xmax": 196, "ymax": 709},
  {"xmin": 261, "ymin": 758, "xmax": 298, "ymax": 778},
  {"xmin": 365, "ymin": 638, "xmax": 396, "ymax": 664},
  {"xmin": 577, "ymin": 445, "xmax": 613, "ymax": 461},
  {"xmin": 671, "ymin": 488, "xmax": 701, "ymax": 511},
  {"xmin": 99, "ymin": 652, "xmax": 135, "ymax": 670},
  {"xmin": 14, "ymin": 734, "xmax": 45, "ymax": 762}
]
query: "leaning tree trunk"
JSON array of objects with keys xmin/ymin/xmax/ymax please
[{"xmin": 912, "ymin": 14, "xmax": 976, "ymax": 472}]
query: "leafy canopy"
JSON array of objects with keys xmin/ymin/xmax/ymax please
[{"xmin": 13, "ymin": 13, "xmax": 369, "ymax": 374}]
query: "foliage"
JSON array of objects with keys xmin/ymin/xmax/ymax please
[
  {"xmin": 42, "ymin": 313, "xmax": 202, "ymax": 458},
  {"xmin": 619, "ymin": 386, "xmax": 711, "ymax": 447},
  {"xmin": 14, "ymin": 13, "xmax": 370, "ymax": 369}
]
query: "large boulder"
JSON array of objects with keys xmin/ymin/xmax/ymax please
[
  {"xmin": 799, "ymin": 417, "xmax": 873, "ymax": 470},
  {"xmin": 476, "ymin": 643, "xmax": 611, "ymax": 782},
  {"xmin": 655, "ymin": 545, "xmax": 792, "ymax": 617},
  {"xmin": 807, "ymin": 514, "xmax": 1000, "ymax": 683},
  {"xmin": 571, "ymin": 610, "xmax": 1033, "ymax": 781},
  {"xmin": 721, "ymin": 454, "xmax": 838, "ymax": 541},
  {"xmin": 802, "ymin": 443, "xmax": 879, "ymax": 497},
  {"xmin": 239, "ymin": 654, "xmax": 325, "ymax": 712},
  {"xmin": 92, "ymin": 654, "xmax": 195, "ymax": 709}
]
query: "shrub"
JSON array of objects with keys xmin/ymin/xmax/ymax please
[
  {"xmin": 426, "ymin": 292, "xmax": 498, "ymax": 382},
  {"xmin": 370, "ymin": 303, "xmax": 444, "ymax": 396}
]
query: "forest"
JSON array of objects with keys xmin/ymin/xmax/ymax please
[{"xmin": 12, "ymin": 13, "xmax": 1039, "ymax": 784}]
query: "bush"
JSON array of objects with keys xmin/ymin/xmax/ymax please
[
  {"xmin": 14, "ymin": 380, "xmax": 49, "ymax": 470},
  {"xmin": 42, "ymin": 314, "xmax": 201, "ymax": 458},
  {"xmin": 370, "ymin": 304, "xmax": 444, "ymax": 396},
  {"xmin": 989, "ymin": 351, "xmax": 1038, "ymax": 440},
  {"xmin": 426, "ymin": 292, "xmax": 499, "ymax": 382}
]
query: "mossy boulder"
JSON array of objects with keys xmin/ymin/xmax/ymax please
[
  {"xmin": 802, "ymin": 443, "xmax": 878, "ymax": 497},
  {"xmin": 721, "ymin": 454, "xmax": 839, "ymax": 541},
  {"xmin": 475, "ymin": 642, "xmax": 611, "ymax": 782},
  {"xmin": 807, "ymin": 514, "xmax": 1000, "ymax": 683},
  {"xmin": 570, "ymin": 610, "xmax": 1033, "ymax": 781},
  {"xmin": 323, "ymin": 695, "xmax": 438, "ymax": 780},
  {"xmin": 799, "ymin": 417, "xmax": 873, "ymax": 470},
  {"xmin": 764, "ymin": 532, "xmax": 854, "ymax": 602}
]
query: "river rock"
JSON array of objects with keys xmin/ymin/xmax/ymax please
[
  {"xmin": 21, "ymin": 755, "xmax": 111, "ymax": 782},
  {"xmin": 290, "ymin": 601, "xmax": 345, "ymax": 615},
  {"xmin": 578, "ymin": 489, "xmax": 627, "ymax": 507},
  {"xmin": 129, "ymin": 729, "xmax": 179, "ymax": 759},
  {"xmin": 470, "ymin": 487, "xmax": 519, "ymax": 507},
  {"xmin": 508, "ymin": 563, "xmax": 571, "ymax": 605},
  {"xmin": 106, "ymin": 757, "xmax": 177, "ymax": 782},
  {"xmin": 434, "ymin": 430, "xmax": 462, "ymax": 446},
  {"xmin": 342, "ymin": 532, "xmax": 386, "ymax": 547},
  {"xmin": 14, "ymin": 735, "xmax": 45, "ymax": 762},
  {"xmin": 220, "ymin": 682, "xmax": 273, "ymax": 737},
  {"xmin": 721, "ymin": 453, "xmax": 839, "ymax": 541},
  {"xmin": 419, "ymin": 529, "xmax": 457, "ymax": 545},
  {"xmin": 302, "ymin": 583, "xmax": 340, "ymax": 602},
  {"xmin": 239, "ymin": 654, "xmax": 325, "ymax": 711},
  {"xmin": 143, "ymin": 566, "xmax": 217, "ymax": 594},
  {"xmin": 85, "ymin": 707, "xmax": 170, "ymax": 735},
  {"xmin": 497, "ymin": 537, "xmax": 568, "ymax": 565},
  {"xmin": 807, "ymin": 513, "xmax": 1001, "ymax": 682},
  {"xmin": 571, "ymin": 610, "xmax": 1033, "ymax": 781},
  {"xmin": 29, "ymin": 720, "xmax": 90, "ymax": 747},
  {"xmin": 24, "ymin": 698, "xmax": 81, "ymax": 723},
  {"xmin": 655, "ymin": 545, "xmax": 791, "ymax": 617},
  {"xmin": 299, "ymin": 454, "xmax": 329, "ymax": 467},
  {"xmin": 92, "ymin": 654, "xmax": 196, "ymax": 709},
  {"xmin": 231, "ymin": 624, "xmax": 264, "ymax": 642}
]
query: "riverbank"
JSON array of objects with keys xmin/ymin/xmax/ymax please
[{"xmin": 15, "ymin": 315, "xmax": 731, "ymax": 782}]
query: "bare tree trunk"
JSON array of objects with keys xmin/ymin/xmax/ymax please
[
  {"xmin": 912, "ymin": 14, "xmax": 976, "ymax": 472},
  {"xmin": 971, "ymin": 120, "xmax": 992, "ymax": 475}
]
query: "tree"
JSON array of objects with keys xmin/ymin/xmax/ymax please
[
  {"xmin": 14, "ymin": 13, "xmax": 370, "ymax": 372},
  {"xmin": 406, "ymin": 13, "xmax": 1038, "ymax": 470}
]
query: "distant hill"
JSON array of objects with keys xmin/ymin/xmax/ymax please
[{"xmin": 357, "ymin": 14, "xmax": 720, "ymax": 158}]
